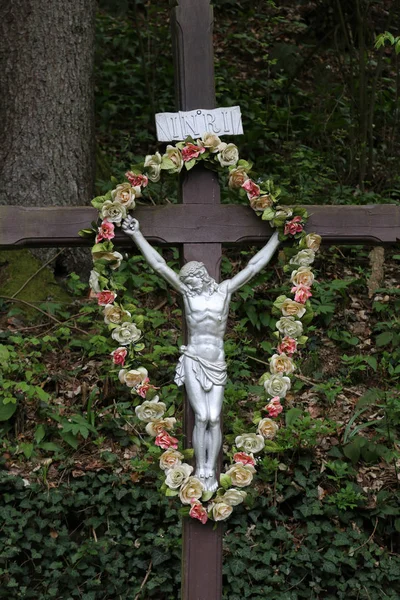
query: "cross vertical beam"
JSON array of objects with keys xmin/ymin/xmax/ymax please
[{"xmin": 171, "ymin": 2, "xmax": 223, "ymax": 599}]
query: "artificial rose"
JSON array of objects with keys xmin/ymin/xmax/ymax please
[
  {"xmin": 217, "ymin": 143, "xmax": 239, "ymax": 167},
  {"xmin": 92, "ymin": 250, "xmax": 123, "ymax": 270},
  {"xmin": 221, "ymin": 489, "xmax": 247, "ymax": 506},
  {"xmin": 284, "ymin": 216, "xmax": 304, "ymax": 236},
  {"xmin": 110, "ymin": 347, "xmax": 127, "ymax": 366},
  {"xmin": 225, "ymin": 463, "xmax": 255, "ymax": 488},
  {"xmin": 165, "ymin": 463, "xmax": 193, "ymax": 489},
  {"xmin": 250, "ymin": 195, "xmax": 273, "ymax": 211},
  {"xmin": 189, "ymin": 500, "xmax": 208, "ymax": 524},
  {"xmin": 290, "ymin": 267, "xmax": 315, "ymax": 287},
  {"xmin": 289, "ymin": 249, "xmax": 316, "ymax": 267},
  {"xmin": 179, "ymin": 476, "xmax": 204, "ymax": 505},
  {"xmin": 145, "ymin": 417, "xmax": 176, "ymax": 437},
  {"xmin": 125, "ymin": 171, "xmax": 148, "ymax": 188},
  {"xmin": 276, "ymin": 316, "xmax": 303, "ymax": 338},
  {"xmin": 136, "ymin": 378, "xmax": 158, "ymax": 399},
  {"xmin": 270, "ymin": 353, "xmax": 296, "ymax": 375},
  {"xmin": 100, "ymin": 200, "xmax": 127, "ymax": 225},
  {"xmin": 144, "ymin": 152, "xmax": 162, "ymax": 182},
  {"xmin": 275, "ymin": 206, "xmax": 293, "ymax": 219},
  {"xmin": 103, "ymin": 304, "xmax": 131, "ymax": 325},
  {"xmin": 111, "ymin": 182, "xmax": 137, "ymax": 208},
  {"xmin": 228, "ymin": 166, "xmax": 249, "ymax": 189},
  {"xmin": 265, "ymin": 397, "xmax": 283, "ymax": 418},
  {"xmin": 155, "ymin": 431, "xmax": 179, "ymax": 450},
  {"xmin": 281, "ymin": 298, "xmax": 306, "ymax": 318},
  {"xmin": 181, "ymin": 143, "xmax": 205, "ymax": 162},
  {"xmin": 96, "ymin": 290, "xmax": 117, "ymax": 306},
  {"xmin": 96, "ymin": 220, "xmax": 115, "ymax": 243},
  {"xmin": 257, "ymin": 417, "xmax": 279, "ymax": 439},
  {"xmin": 159, "ymin": 449, "xmax": 184, "ymax": 471},
  {"xmin": 233, "ymin": 452, "xmax": 256, "ymax": 466},
  {"xmin": 242, "ymin": 179, "xmax": 260, "ymax": 200},
  {"xmin": 202, "ymin": 132, "xmax": 223, "ymax": 153},
  {"xmin": 304, "ymin": 233, "xmax": 322, "ymax": 251},
  {"xmin": 111, "ymin": 322, "xmax": 141, "ymax": 345},
  {"xmin": 235, "ymin": 433, "xmax": 265, "ymax": 454},
  {"xmin": 89, "ymin": 270, "xmax": 101, "ymax": 293},
  {"xmin": 164, "ymin": 145, "xmax": 184, "ymax": 173},
  {"xmin": 263, "ymin": 373, "xmax": 291, "ymax": 398},
  {"xmin": 120, "ymin": 366, "xmax": 148, "ymax": 387},
  {"xmin": 135, "ymin": 395, "xmax": 166, "ymax": 422},
  {"xmin": 212, "ymin": 501, "xmax": 233, "ymax": 521},
  {"xmin": 277, "ymin": 336, "xmax": 297, "ymax": 356},
  {"xmin": 292, "ymin": 284, "xmax": 312, "ymax": 304}
]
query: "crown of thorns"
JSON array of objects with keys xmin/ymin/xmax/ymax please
[{"xmin": 179, "ymin": 261, "xmax": 207, "ymax": 279}]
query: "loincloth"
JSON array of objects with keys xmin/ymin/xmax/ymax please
[{"xmin": 174, "ymin": 346, "xmax": 227, "ymax": 392}]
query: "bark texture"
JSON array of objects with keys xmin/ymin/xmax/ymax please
[{"xmin": 0, "ymin": 0, "xmax": 96, "ymax": 274}]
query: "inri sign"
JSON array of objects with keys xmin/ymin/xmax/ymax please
[{"xmin": 155, "ymin": 106, "xmax": 243, "ymax": 142}]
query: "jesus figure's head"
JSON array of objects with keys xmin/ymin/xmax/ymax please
[{"xmin": 179, "ymin": 261, "xmax": 218, "ymax": 295}]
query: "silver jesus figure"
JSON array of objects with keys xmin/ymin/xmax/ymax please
[{"xmin": 122, "ymin": 216, "xmax": 280, "ymax": 492}]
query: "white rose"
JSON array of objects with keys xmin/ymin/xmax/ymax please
[
  {"xmin": 159, "ymin": 449, "xmax": 184, "ymax": 471},
  {"xmin": 144, "ymin": 152, "xmax": 162, "ymax": 182},
  {"xmin": 164, "ymin": 146, "xmax": 183, "ymax": 173},
  {"xmin": 276, "ymin": 316, "xmax": 303, "ymax": 338},
  {"xmin": 111, "ymin": 183, "xmax": 137, "ymax": 209},
  {"xmin": 89, "ymin": 270, "xmax": 101, "ymax": 293},
  {"xmin": 179, "ymin": 477, "xmax": 204, "ymax": 505},
  {"xmin": 217, "ymin": 143, "xmax": 239, "ymax": 167},
  {"xmin": 281, "ymin": 299, "xmax": 306, "ymax": 319},
  {"xmin": 212, "ymin": 502, "xmax": 233, "ymax": 521},
  {"xmin": 92, "ymin": 251, "xmax": 123, "ymax": 270},
  {"xmin": 275, "ymin": 205, "xmax": 293, "ymax": 219},
  {"xmin": 257, "ymin": 418, "xmax": 279, "ymax": 439},
  {"xmin": 225, "ymin": 464, "xmax": 255, "ymax": 488},
  {"xmin": 120, "ymin": 367, "xmax": 148, "ymax": 387},
  {"xmin": 222, "ymin": 489, "xmax": 247, "ymax": 507},
  {"xmin": 111, "ymin": 322, "xmax": 141, "ymax": 345},
  {"xmin": 135, "ymin": 395, "xmax": 166, "ymax": 422},
  {"xmin": 235, "ymin": 433, "xmax": 265, "ymax": 454},
  {"xmin": 304, "ymin": 233, "xmax": 321, "ymax": 251},
  {"xmin": 270, "ymin": 353, "xmax": 295, "ymax": 375},
  {"xmin": 165, "ymin": 463, "xmax": 193, "ymax": 489},
  {"xmin": 201, "ymin": 132, "xmax": 223, "ymax": 153},
  {"xmin": 263, "ymin": 373, "xmax": 291, "ymax": 398},
  {"xmin": 100, "ymin": 200, "xmax": 127, "ymax": 225},
  {"xmin": 290, "ymin": 267, "xmax": 314, "ymax": 287},
  {"xmin": 103, "ymin": 305, "xmax": 131, "ymax": 325},
  {"xmin": 145, "ymin": 417, "xmax": 176, "ymax": 437},
  {"xmin": 289, "ymin": 249, "xmax": 316, "ymax": 267}
]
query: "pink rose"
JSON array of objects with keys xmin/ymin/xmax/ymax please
[
  {"xmin": 233, "ymin": 452, "xmax": 256, "ymax": 467},
  {"xmin": 181, "ymin": 143, "xmax": 205, "ymax": 162},
  {"xmin": 96, "ymin": 290, "xmax": 117, "ymax": 306},
  {"xmin": 277, "ymin": 336, "xmax": 297, "ymax": 356},
  {"xmin": 241, "ymin": 179, "xmax": 261, "ymax": 200},
  {"xmin": 189, "ymin": 500, "xmax": 208, "ymax": 525},
  {"xmin": 291, "ymin": 284, "xmax": 312, "ymax": 304},
  {"xmin": 155, "ymin": 430, "xmax": 179, "ymax": 450},
  {"xmin": 96, "ymin": 219, "xmax": 115, "ymax": 243},
  {"xmin": 125, "ymin": 171, "xmax": 148, "ymax": 188},
  {"xmin": 265, "ymin": 397, "xmax": 283, "ymax": 418},
  {"xmin": 136, "ymin": 377, "xmax": 159, "ymax": 398},
  {"xmin": 284, "ymin": 216, "xmax": 304, "ymax": 236},
  {"xmin": 110, "ymin": 347, "xmax": 127, "ymax": 366}
]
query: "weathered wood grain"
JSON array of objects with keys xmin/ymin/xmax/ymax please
[{"xmin": 1, "ymin": 203, "xmax": 399, "ymax": 248}]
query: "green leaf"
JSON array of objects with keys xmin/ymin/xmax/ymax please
[
  {"xmin": 165, "ymin": 488, "xmax": 179, "ymax": 497},
  {"xmin": 0, "ymin": 397, "xmax": 17, "ymax": 421},
  {"xmin": 61, "ymin": 432, "xmax": 79, "ymax": 449},
  {"xmin": 376, "ymin": 331, "xmax": 394, "ymax": 346},
  {"xmin": 184, "ymin": 159, "xmax": 196, "ymax": 171},
  {"xmin": 34, "ymin": 424, "xmax": 46, "ymax": 444},
  {"xmin": 219, "ymin": 473, "xmax": 232, "ymax": 489},
  {"xmin": 285, "ymin": 408, "xmax": 302, "ymax": 427},
  {"xmin": 20, "ymin": 442, "xmax": 34, "ymax": 459},
  {"xmin": 0, "ymin": 344, "xmax": 10, "ymax": 364}
]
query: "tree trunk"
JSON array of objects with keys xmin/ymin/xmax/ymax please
[{"xmin": 0, "ymin": 0, "xmax": 96, "ymax": 276}]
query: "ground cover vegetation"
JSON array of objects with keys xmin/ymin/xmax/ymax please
[{"xmin": 1, "ymin": 0, "xmax": 400, "ymax": 598}]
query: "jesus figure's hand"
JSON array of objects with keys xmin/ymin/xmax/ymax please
[{"xmin": 122, "ymin": 216, "xmax": 140, "ymax": 236}]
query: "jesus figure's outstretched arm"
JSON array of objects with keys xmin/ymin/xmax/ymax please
[
  {"xmin": 226, "ymin": 231, "xmax": 280, "ymax": 293},
  {"xmin": 122, "ymin": 216, "xmax": 183, "ymax": 293}
]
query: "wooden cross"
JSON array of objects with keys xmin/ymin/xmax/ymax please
[{"xmin": 0, "ymin": 2, "xmax": 400, "ymax": 599}]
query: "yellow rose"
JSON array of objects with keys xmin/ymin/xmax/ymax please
[
  {"xmin": 164, "ymin": 146, "xmax": 183, "ymax": 173},
  {"xmin": 119, "ymin": 367, "xmax": 148, "ymax": 387},
  {"xmin": 225, "ymin": 464, "xmax": 255, "ymax": 488},
  {"xmin": 257, "ymin": 418, "xmax": 279, "ymax": 439},
  {"xmin": 111, "ymin": 183, "xmax": 137, "ymax": 209},
  {"xmin": 250, "ymin": 195, "xmax": 273, "ymax": 211},
  {"xmin": 144, "ymin": 152, "xmax": 162, "ymax": 182},
  {"xmin": 100, "ymin": 200, "xmax": 127, "ymax": 225},
  {"xmin": 304, "ymin": 233, "xmax": 321, "ymax": 251},
  {"xmin": 201, "ymin": 132, "xmax": 223, "ymax": 153},
  {"xmin": 212, "ymin": 502, "xmax": 233, "ymax": 521},
  {"xmin": 221, "ymin": 489, "xmax": 247, "ymax": 506},
  {"xmin": 290, "ymin": 267, "xmax": 314, "ymax": 287},
  {"xmin": 145, "ymin": 417, "xmax": 176, "ymax": 437},
  {"xmin": 270, "ymin": 353, "xmax": 295, "ymax": 375},
  {"xmin": 159, "ymin": 449, "xmax": 184, "ymax": 471},
  {"xmin": 228, "ymin": 166, "xmax": 249, "ymax": 189},
  {"xmin": 179, "ymin": 477, "xmax": 204, "ymax": 505},
  {"xmin": 135, "ymin": 395, "xmax": 165, "ymax": 422},
  {"xmin": 281, "ymin": 299, "xmax": 306, "ymax": 318},
  {"xmin": 217, "ymin": 143, "xmax": 239, "ymax": 167},
  {"xmin": 103, "ymin": 305, "xmax": 131, "ymax": 325}
]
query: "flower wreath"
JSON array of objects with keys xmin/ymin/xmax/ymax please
[{"xmin": 83, "ymin": 132, "xmax": 321, "ymax": 525}]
